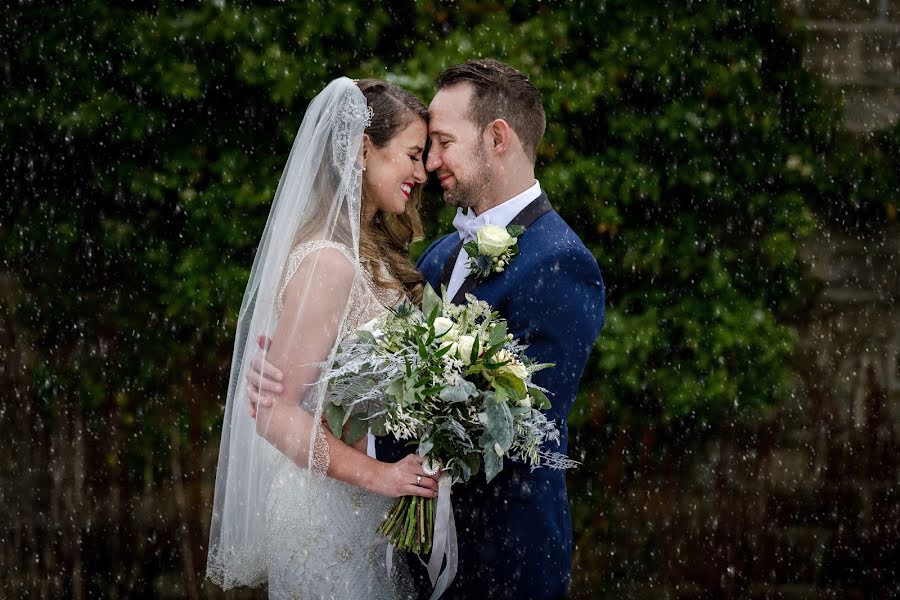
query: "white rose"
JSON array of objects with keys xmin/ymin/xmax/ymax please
[
  {"xmin": 494, "ymin": 348, "xmax": 514, "ymax": 364},
  {"xmin": 476, "ymin": 224, "xmax": 516, "ymax": 257},
  {"xmin": 440, "ymin": 340, "xmax": 459, "ymax": 358},
  {"xmin": 456, "ymin": 335, "xmax": 480, "ymax": 364},
  {"xmin": 499, "ymin": 361, "xmax": 528, "ymax": 381},
  {"xmin": 433, "ymin": 316, "xmax": 456, "ymax": 338}
]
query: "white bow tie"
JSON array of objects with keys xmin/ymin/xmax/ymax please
[{"xmin": 452, "ymin": 209, "xmax": 482, "ymax": 243}]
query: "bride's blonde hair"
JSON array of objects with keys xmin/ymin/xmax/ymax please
[{"xmin": 356, "ymin": 79, "xmax": 427, "ymax": 305}]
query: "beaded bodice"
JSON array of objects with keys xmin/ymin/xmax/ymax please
[{"xmin": 275, "ymin": 240, "xmax": 402, "ymax": 339}]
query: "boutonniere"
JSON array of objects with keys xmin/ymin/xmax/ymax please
[{"xmin": 464, "ymin": 223, "xmax": 526, "ymax": 280}]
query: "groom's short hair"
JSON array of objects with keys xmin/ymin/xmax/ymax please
[{"xmin": 435, "ymin": 59, "xmax": 545, "ymax": 162}]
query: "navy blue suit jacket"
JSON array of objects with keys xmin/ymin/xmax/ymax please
[{"xmin": 376, "ymin": 194, "xmax": 605, "ymax": 600}]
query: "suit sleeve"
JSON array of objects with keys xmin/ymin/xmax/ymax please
[
  {"xmin": 506, "ymin": 245, "xmax": 605, "ymax": 423},
  {"xmin": 415, "ymin": 235, "xmax": 447, "ymax": 269},
  {"xmin": 415, "ymin": 233, "xmax": 457, "ymax": 290}
]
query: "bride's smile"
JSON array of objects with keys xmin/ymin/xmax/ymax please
[{"xmin": 363, "ymin": 118, "xmax": 427, "ymax": 216}]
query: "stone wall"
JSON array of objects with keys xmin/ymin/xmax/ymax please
[{"xmin": 785, "ymin": 0, "xmax": 900, "ymax": 131}]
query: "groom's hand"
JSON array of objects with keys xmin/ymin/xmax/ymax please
[{"xmin": 245, "ymin": 335, "xmax": 284, "ymax": 418}]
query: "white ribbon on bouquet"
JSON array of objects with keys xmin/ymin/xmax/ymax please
[{"xmin": 426, "ymin": 475, "xmax": 458, "ymax": 600}]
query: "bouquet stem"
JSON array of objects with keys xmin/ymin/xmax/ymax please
[{"xmin": 378, "ymin": 495, "xmax": 435, "ymax": 555}]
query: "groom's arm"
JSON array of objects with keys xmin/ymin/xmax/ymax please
[
  {"xmin": 415, "ymin": 233, "xmax": 455, "ymax": 290},
  {"xmin": 508, "ymin": 245, "xmax": 605, "ymax": 424},
  {"xmin": 415, "ymin": 234, "xmax": 448, "ymax": 269}
]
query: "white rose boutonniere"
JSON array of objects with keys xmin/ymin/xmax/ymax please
[
  {"xmin": 465, "ymin": 223, "xmax": 525, "ymax": 281},
  {"xmin": 476, "ymin": 224, "xmax": 516, "ymax": 257}
]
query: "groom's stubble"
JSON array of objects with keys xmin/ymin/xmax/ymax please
[{"xmin": 442, "ymin": 137, "xmax": 493, "ymax": 211}]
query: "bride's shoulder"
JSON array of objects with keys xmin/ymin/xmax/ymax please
[
  {"xmin": 286, "ymin": 240, "xmax": 356, "ymax": 272},
  {"xmin": 280, "ymin": 240, "xmax": 358, "ymax": 295},
  {"xmin": 276, "ymin": 240, "xmax": 359, "ymax": 316}
]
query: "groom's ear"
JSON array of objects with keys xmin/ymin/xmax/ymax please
[{"xmin": 487, "ymin": 119, "xmax": 511, "ymax": 156}]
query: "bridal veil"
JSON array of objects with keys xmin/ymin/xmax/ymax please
[{"xmin": 206, "ymin": 77, "xmax": 371, "ymax": 589}]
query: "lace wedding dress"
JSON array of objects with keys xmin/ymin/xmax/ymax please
[{"xmin": 263, "ymin": 240, "xmax": 414, "ymax": 600}]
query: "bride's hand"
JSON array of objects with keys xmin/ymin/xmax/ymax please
[
  {"xmin": 373, "ymin": 454, "xmax": 440, "ymax": 499},
  {"xmin": 246, "ymin": 335, "xmax": 285, "ymax": 418}
]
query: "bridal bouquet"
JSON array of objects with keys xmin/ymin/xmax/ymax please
[{"xmin": 322, "ymin": 284, "xmax": 577, "ymax": 555}]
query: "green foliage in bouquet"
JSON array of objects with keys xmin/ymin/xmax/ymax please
[{"xmin": 322, "ymin": 284, "xmax": 572, "ymax": 552}]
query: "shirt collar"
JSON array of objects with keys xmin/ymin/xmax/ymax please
[{"xmin": 461, "ymin": 180, "xmax": 542, "ymax": 229}]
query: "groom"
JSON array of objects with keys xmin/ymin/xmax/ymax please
[{"xmin": 377, "ymin": 59, "xmax": 605, "ymax": 599}]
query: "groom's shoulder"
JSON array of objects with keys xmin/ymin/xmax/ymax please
[
  {"xmin": 527, "ymin": 209, "xmax": 596, "ymax": 262},
  {"xmin": 416, "ymin": 231, "xmax": 458, "ymax": 268},
  {"xmin": 424, "ymin": 231, "xmax": 458, "ymax": 257}
]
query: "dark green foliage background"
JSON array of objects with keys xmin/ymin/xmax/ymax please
[{"xmin": 1, "ymin": 0, "xmax": 895, "ymax": 596}]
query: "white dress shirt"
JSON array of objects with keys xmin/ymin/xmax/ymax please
[{"xmin": 446, "ymin": 180, "xmax": 542, "ymax": 300}]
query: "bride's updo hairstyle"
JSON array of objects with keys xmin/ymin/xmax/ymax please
[{"xmin": 356, "ymin": 79, "xmax": 427, "ymax": 305}]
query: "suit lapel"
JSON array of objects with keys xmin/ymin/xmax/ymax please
[
  {"xmin": 450, "ymin": 193, "xmax": 553, "ymax": 305},
  {"xmin": 439, "ymin": 239, "xmax": 464, "ymax": 291}
]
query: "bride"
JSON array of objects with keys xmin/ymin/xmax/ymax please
[{"xmin": 206, "ymin": 77, "xmax": 437, "ymax": 598}]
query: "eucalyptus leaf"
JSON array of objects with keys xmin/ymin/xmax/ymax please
[
  {"xmin": 324, "ymin": 402, "xmax": 344, "ymax": 438},
  {"xmin": 369, "ymin": 416, "xmax": 388, "ymax": 437},
  {"xmin": 386, "ymin": 379, "xmax": 404, "ymax": 402},
  {"xmin": 506, "ymin": 224, "xmax": 525, "ymax": 237},
  {"xmin": 439, "ymin": 380, "xmax": 477, "ymax": 403},
  {"xmin": 404, "ymin": 384, "xmax": 422, "ymax": 405},
  {"xmin": 483, "ymin": 446, "xmax": 503, "ymax": 483},
  {"xmin": 493, "ymin": 383, "xmax": 508, "ymax": 404},
  {"xmin": 344, "ymin": 414, "xmax": 368, "ymax": 445},
  {"xmin": 483, "ymin": 397, "xmax": 514, "ymax": 452}
]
